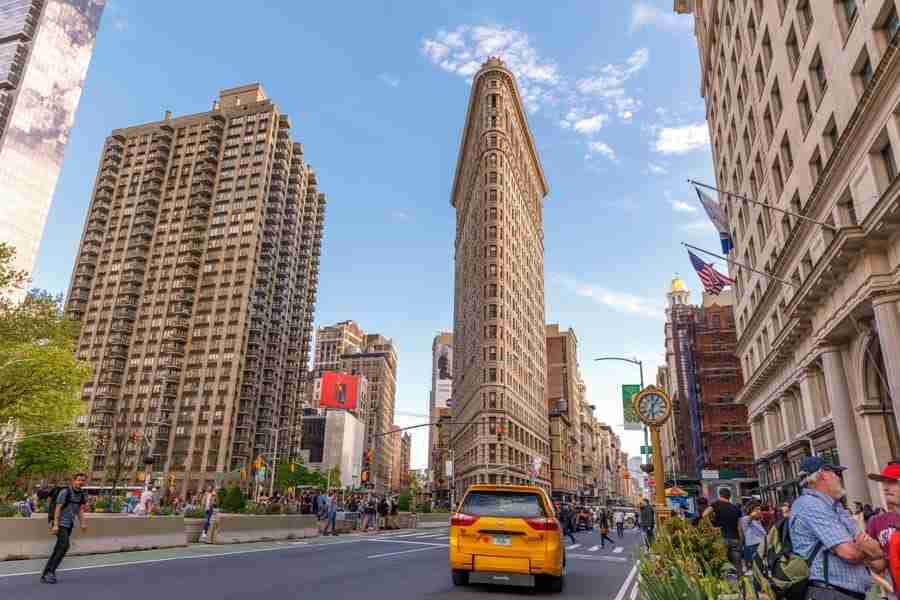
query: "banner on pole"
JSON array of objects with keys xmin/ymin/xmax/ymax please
[{"xmin": 622, "ymin": 384, "xmax": 642, "ymax": 431}]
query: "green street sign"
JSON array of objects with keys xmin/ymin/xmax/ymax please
[
  {"xmin": 641, "ymin": 445, "xmax": 652, "ymax": 455},
  {"xmin": 622, "ymin": 384, "xmax": 642, "ymax": 431}
]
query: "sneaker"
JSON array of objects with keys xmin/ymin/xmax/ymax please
[
  {"xmin": 199, "ymin": 533, "xmax": 208, "ymax": 542},
  {"xmin": 41, "ymin": 574, "xmax": 57, "ymax": 584}
]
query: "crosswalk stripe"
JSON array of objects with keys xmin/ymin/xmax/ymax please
[
  {"xmin": 567, "ymin": 544, "xmax": 580, "ymax": 550},
  {"xmin": 589, "ymin": 545, "xmax": 600, "ymax": 552},
  {"xmin": 614, "ymin": 547, "xmax": 624, "ymax": 554}
]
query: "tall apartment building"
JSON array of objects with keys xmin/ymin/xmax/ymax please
[
  {"xmin": 678, "ymin": 0, "xmax": 900, "ymax": 505},
  {"xmin": 339, "ymin": 333, "xmax": 397, "ymax": 493},
  {"xmin": 65, "ymin": 84, "xmax": 326, "ymax": 494},
  {"xmin": 0, "ymin": 0, "xmax": 105, "ymax": 300},
  {"xmin": 428, "ymin": 332, "xmax": 452, "ymax": 493},
  {"xmin": 545, "ymin": 324, "xmax": 584, "ymax": 501},
  {"xmin": 450, "ymin": 57, "xmax": 551, "ymax": 496},
  {"xmin": 390, "ymin": 427, "xmax": 411, "ymax": 492},
  {"xmin": 312, "ymin": 320, "xmax": 365, "ymax": 379}
]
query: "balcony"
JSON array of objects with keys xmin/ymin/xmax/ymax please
[
  {"xmin": 141, "ymin": 181, "xmax": 163, "ymax": 195},
  {"xmin": 118, "ymin": 281, "xmax": 142, "ymax": 294},
  {"xmin": 189, "ymin": 196, "xmax": 210, "ymax": 210},
  {"xmin": 113, "ymin": 307, "xmax": 137, "ymax": 321},
  {"xmin": 191, "ymin": 182, "xmax": 213, "ymax": 198},
  {"xmin": 161, "ymin": 341, "xmax": 185, "ymax": 356},
  {"xmin": 71, "ymin": 276, "xmax": 92, "ymax": 291},
  {"xmin": 122, "ymin": 261, "xmax": 145, "ymax": 275},
  {"xmin": 109, "ymin": 320, "xmax": 134, "ymax": 334},
  {"xmin": 135, "ymin": 202, "xmax": 158, "ymax": 218},
  {"xmin": 126, "ymin": 239, "xmax": 150, "ymax": 253}
]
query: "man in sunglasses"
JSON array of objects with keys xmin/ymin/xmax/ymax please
[{"xmin": 790, "ymin": 456, "xmax": 880, "ymax": 600}]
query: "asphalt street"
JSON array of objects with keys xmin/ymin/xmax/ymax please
[{"xmin": 0, "ymin": 526, "xmax": 643, "ymax": 599}]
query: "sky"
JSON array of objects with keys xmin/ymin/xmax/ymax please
[{"xmin": 31, "ymin": 0, "xmax": 720, "ymax": 470}]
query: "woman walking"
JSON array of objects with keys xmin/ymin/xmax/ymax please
[{"xmin": 598, "ymin": 510, "xmax": 617, "ymax": 548}]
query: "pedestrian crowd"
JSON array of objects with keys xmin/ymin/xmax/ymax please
[
  {"xmin": 664, "ymin": 456, "xmax": 900, "ymax": 600},
  {"xmin": 552, "ymin": 501, "xmax": 631, "ymax": 550}
]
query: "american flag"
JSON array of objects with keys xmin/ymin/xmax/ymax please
[{"xmin": 688, "ymin": 250, "xmax": 734, "ymax": 295}]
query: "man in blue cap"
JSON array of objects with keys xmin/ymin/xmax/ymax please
[{"xmin": 790, "ymin": 456, "xmax": 881, "ymax": 600}]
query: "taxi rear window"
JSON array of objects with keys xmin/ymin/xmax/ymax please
[{"xmin": 461, "ymin": 491, "xmax": 547, "ymax": 517}]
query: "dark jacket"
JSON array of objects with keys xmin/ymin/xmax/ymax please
[{"xmin": 639, "ymin": 504, "xmax": 655, "ymax": 529}]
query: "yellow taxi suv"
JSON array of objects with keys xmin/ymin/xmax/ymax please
[{"xmin": 449, "ymin": 484, "xmax": 565, "ymax": 592}]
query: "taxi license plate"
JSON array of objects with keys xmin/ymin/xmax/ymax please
[{"xmin": 492, "ymin": 535, "xmax": 512, "ymax": 546}]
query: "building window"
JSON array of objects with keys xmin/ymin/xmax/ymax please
[
  {"xmin": 797, "ymin": 0, "xmax": 814, "ymax": 41},
  {"xmin": 786, "ymin": 26, "xmax": 800, "ymax": 74},
  {"xmin": 798, "ymin": 86, "xmax": 812, "ymax": 134},
  {"xmin": 879, "ymin": 4, "xmax": 900, "ymax": 47},
  {"xmin": 772, "ymin": 159, "xmax": 784, "ymax": 195},
  {"xmin": 780, "ymin": 135, "xmax": 794, "ymax": 174},
  {"xmin": 810, "ymin": 50, "xmax": 828, "ymax": 105},
  {"xmin": 763, "ymin": 106, "xmax": 774, "ymax": 142},
  {"xmin": 771, "ymin": 80, "xmax": 783, "ymax": 122},
  {"xmin": 877, "ymin": 137, "xmax": 899, "ymax": 189},
  {"xmin": 824, "ymin": 115, "xmax": 839, "ymax": 158},
  {"xmin": 762, "ymin": 31, "xmax": 773, "ymax": 72},
  {"xmin": 810, "ymin": 149, "xmax": 823, "ymax": 184},
  {"xmin": 754, "ymin": 59, "xmax": 765, "ymax": 97},
  {"xmin": 854, "ymin": 47, "xmax": 874, "ymax": 94}
]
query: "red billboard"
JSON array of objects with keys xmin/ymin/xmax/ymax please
[{"xmin": 320, "ymin": 371, "xmax": 360, "ymax": 410}]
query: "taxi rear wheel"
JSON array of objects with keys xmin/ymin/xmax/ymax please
[
  {"xmin": 538, "ymin": 574, "xmax": 564, "ymax": 593},
  {"xmin": 452, "ymin": 570, "xmax": 469, "ymax": 586}
]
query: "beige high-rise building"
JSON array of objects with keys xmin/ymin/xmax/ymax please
[
  {"xmin": 678, "ymin": 0, "xmax": 900, "ymax": 505},
  {"xmin": 65, "ymin": 84, "xmax": 326, "ymax": 494},
  {"xmin": 0, "ymin": 0, "xmax": 106, "ymax": 301},
  {"xmin": 428, "ymin": 331, "xmax": 453, "ymax": 497},
  {"xmin": 339, "ymin": 332, "xmax": 397, "ymax": 493},
  {"xmin": 313, "ymin": 320, "xmax": 365, "ymax": 379},
  {"xmin": 545, "ymin": 324, "xmax": 583, "ymax": 500},
  {"xmin": 450, "ymin": 57, "xmax": 551, "ymax": 496}
]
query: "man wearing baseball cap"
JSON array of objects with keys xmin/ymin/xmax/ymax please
[
  {"xmin": 865, "ymin": 462, "xmax": 900, "ymax": 596},
  {"xmin": 790, "ymin": 456, "xmax": 879, "ymax": 600}
]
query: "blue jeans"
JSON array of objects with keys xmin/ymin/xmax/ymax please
[
  {"xmin": 323, "ymin": 513, "xmax": 337, "ymax": 534},
  {"xmin": 202, "ymin": 509, "xmax": 214, "ymax": 534}
]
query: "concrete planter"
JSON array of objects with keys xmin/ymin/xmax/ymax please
[
  {"xmin": 0, "ymin": 515, "xmax": 187, "ymax": 561},
  {"xmin": 184, "ymin": 518, "xmax": 204, "ymax": 543},
  {"xmin": 416, "ymin": 513, "xmax": 449, "ymax": 528},
  {"xmin": 383, "ymin": 513, "xmax": 417, "ymax": 530},
  {"xmin": 208, "ymin": 514, "xmax": 319, "ymax": 544}
]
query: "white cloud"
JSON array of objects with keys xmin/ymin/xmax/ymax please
[
  {"xmin": 680, "ymin": 219, "xmax": 716, "ymax": 233},
  {"xmin": 574, "ymin": 48, "xmax": 649, "ymax": 121},
  {"xmin": 378, "ymin": 73, "xmax": 399, "ymax": 87},
  {"xmin": 558, "ymin": 276, "xmax": 664, "ymax": 319},
  {"xmin": 653, "ymin": 122, "xmax": 710, "ymax": 154},
  {"xmin": 572, "ymin": 113, "xmax": 609, "ymax": 134},
  {"xmin": 391, "ymin": 210, "xmax": 411, "ymax": 221},
  {"xmin": 587, "ymin": 141, "xmax": 617, "ymax": 162},
  {"xmin": 647, "ymin": 162, "xmax": 668, "ymax": 175},
  {"xmin": 420, "ymin": 25, "xmax": 560, "ymax": 112},
  {"xmin": 668, "ymin": 199, "xmax": 697, "ymax": 213},
  {"xmin": 631, "ymin": 1, "xmax": 693, "ymax": 32}
]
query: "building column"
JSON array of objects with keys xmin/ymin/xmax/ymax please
[
  {"xmin": 780, "ymin": 397, "xmax": 794, "ymax": 443},
  {"xmin": 872, "ymin": 294, "xmax": 900, "ymax": 434},
  {"xmin": 821, "ymin": 346, "xmax": 870, "ymax": 504},
  {"xmin": 764, "ymin": 409, "xmax": 779, "ymax": 448},
  {"xmin": 799, "ymin": 370, "xmax": 821, "ymax": 431}
]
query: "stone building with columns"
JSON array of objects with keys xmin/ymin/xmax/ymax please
[{"xmin": 677, "ymin": 0, "xmax": 900, "ymax": 505}]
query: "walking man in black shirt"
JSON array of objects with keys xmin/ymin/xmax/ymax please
[
  {"xmin": 707, "ymin": 488, "xmax": 743, "ymax": 573},
  {"xmin": 41, "ymin": 473, "xmax": 88, "ymax": 584}
]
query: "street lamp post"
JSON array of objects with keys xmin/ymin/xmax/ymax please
[{"xmin": 594, "ymin": 357, "xmax": 649, "ymax": 464}]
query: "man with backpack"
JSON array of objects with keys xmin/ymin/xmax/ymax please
[
  {"xmin": 41, "ymin": 473, "xmax": 88, "ymax": 585},
  {"xmin": 377, "ymin": 495, "xmax": 390, "ymax": 530},
  {"xmin": 789, "ymin": 457, "xmax": 879, "ymax": 600}
]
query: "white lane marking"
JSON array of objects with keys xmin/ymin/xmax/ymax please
[
  {"xmin": 364, "ymin": 539, "xmax": 446, "ymax": 547},
  {"xmin": 567, "ymin": 554, "xmax": 629, "ymax": 562},
  {"xmin": 589, "ymin": 545, "xmax": 600, "ymax": 552},
  {"xmin": 367, "ymin": 545, "xmax": 444, "ymax": 559},
  {"xmin": 614, "ymin": 547, "xmax": 624, "ymax": 554},
  {"xmin": 613, "ymin": 565, "xmax": 639, "ymax": 600},
  {"xmin": 417, "ymin": 533, "xmax": 448, "ymax": 539},
  {"xmin": 0, "ymin": 539, "xmax": 365, "ymax": 579},
  {"xmin": 566, "ymin": 544, "xmax": 581, "ymax": 550}
]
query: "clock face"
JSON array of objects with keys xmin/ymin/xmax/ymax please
[{"xmin": 638, "ymin": 393, "xmax": 669, "ymax": 424}]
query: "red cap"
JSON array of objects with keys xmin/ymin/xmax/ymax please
[{"xmin": 869, "ymin": 463, "xmax": 900, "ymax": 482}]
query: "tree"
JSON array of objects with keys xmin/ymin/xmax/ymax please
[
  {"xmin": 13, "ymin": 429, "xmax": 91, "ymax": 482},
  {"xmin": 396, "ymin": 489, "xmax": 412, "ymax": 512},
  {"xmin": 0, "ymin": 254, "xmax": 91, "ymax": 432},
  {"xmin": 275, "ymin": 461, "xmax": 327, "ymax": 490}
]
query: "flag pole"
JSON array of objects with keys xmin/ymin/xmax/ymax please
[
  {"xmin": 687, "ymin": 179, "xmax": 838, "ymax": 231},
  {"xmin": 682, "ymin": 242, "xmax": 799, "ymax": 288}
]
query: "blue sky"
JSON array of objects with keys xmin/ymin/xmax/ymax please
[{"xmin": 32, "ymin": 0, "xmax": 720, "ymax": 469}]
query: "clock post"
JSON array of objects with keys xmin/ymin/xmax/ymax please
[{"xmin": 633, "ymin": 385, "xmax": 673, "ymax": 525}]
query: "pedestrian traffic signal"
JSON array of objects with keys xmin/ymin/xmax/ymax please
[
  {"xmin": 240, "ymin": 468, "xmax": 247, "ymax": 480},
  {"xmin": 361, "ymin": 470, "xmax": 369, "ymax": 483},
  {"xmin": 364, "ymin": 449, "xmax": 373, "ymax": 464},
  {"xmin": 255, "ymin": 455, "xmax": 263, "ymax": 470},
  {"xmin": 289, "ymin": 463, "xmax": 295, "ymax": 473}
]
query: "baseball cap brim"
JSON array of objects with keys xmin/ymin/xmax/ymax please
[{"xmin": 868, "ymin": 473, "xmax": 900, "ymax": 482}]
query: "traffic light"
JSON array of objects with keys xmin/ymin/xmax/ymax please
[
  {"xmin": 289, "ymin": 463, "xmax": 295, "ymax": 473},
  {"xmin": 255, "ymin": 455, "xmax": 263, "ymax": 470},
  {"xmin": 361, "ymin": 470, "xmax": 369, "ymax": 483},
  {"xmin": 240, "ymin": 468, "xmax": 247, "ymax": 480},
  {"xmin": 364, "ymin": 449, "xmax": 373, "ymax": 465},
  {"xmin": 168, "ymin": 474, "xmax": 175, "ymax": 485}
]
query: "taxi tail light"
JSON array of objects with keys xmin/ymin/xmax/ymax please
[
  {"xmin": 524, "ymin": 517, "xmax": 559, "ymax": 531},
  {"xmin": 451, "ymin": 512, "xmax": 479, "ymax": 527}
]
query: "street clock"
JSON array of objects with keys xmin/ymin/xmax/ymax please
[{"xmin": 634, "ymin": 386, "xmax": 672, "ymax": 427}]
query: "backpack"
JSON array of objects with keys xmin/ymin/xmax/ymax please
[{"xmin": 751, "ymin": 518, "xmax": 824, "ymax": 600}]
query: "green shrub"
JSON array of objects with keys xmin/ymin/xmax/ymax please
[
  {"xmin": 218, "ymin": 486, "xmax": 247, "ymax": 513},
  {"xmin": 396, "ymin": 490, "xmax": 411, "ymax": 512},
  {"xmin": 0, "ymin": 504, "xmax": 19, "ymax": 518},
  {"xmin": 417, "ymin": 502, "xmax": 432, "ymax": 513},
  {"xmin": 183, "ymin": 507, "xmax": 206, "ymax": 519}
]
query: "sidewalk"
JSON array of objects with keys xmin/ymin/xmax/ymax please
[{"xmin": 0, "ymin": 529, "xmax": 397, "ymax": 579}]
